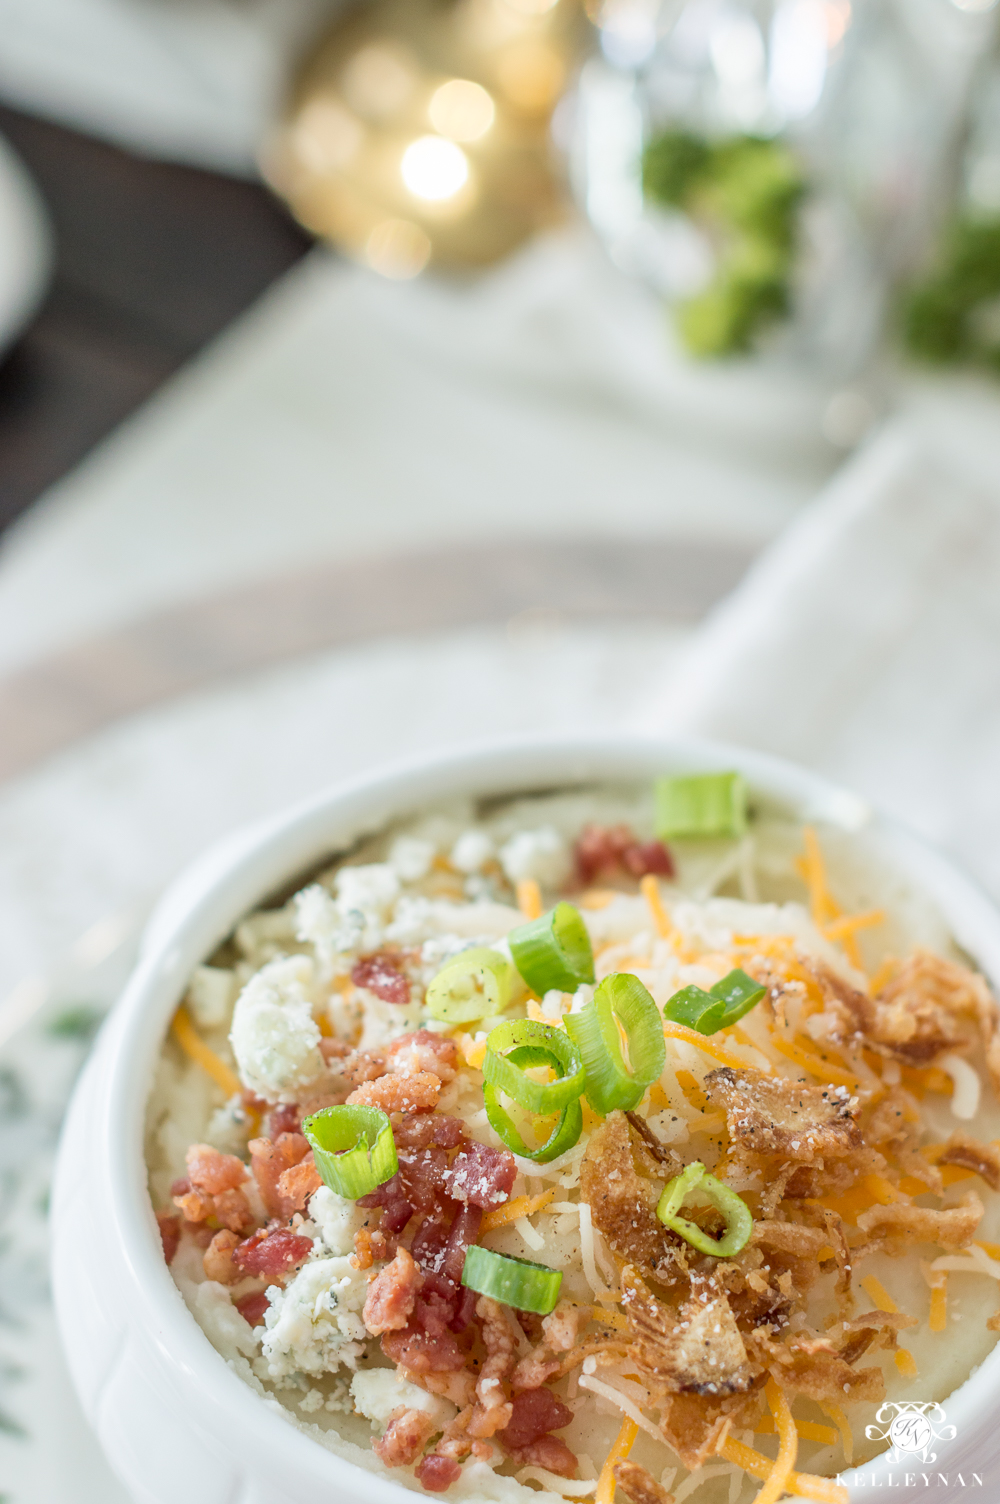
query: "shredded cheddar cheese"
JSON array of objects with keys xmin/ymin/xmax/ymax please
[
  {"xmin": 720, "ymin": 1436, "xmax": 848, "ymax": 1504},
  {"xmin": 595, "ymin": 1416, "xmax": 638, "ymax": 1504},
  {"xmin": 579, "ymin": 889, "xmax": 619, "ymax": 910},
  {"xmin": 861, "ymin": 1275, "xmax": 898, "ymax": 1313},
  {"xmin": 895, "ymin": 1348, "xmax": 919, "ymax": 1378},
  {"xmin": 516, "ymin": 878, "xmax": 543, "ymax": 920},
  {"xmin": 171, "ymin": 1006, "xmax": 242, "ymax": 1098},
  {"xmin": 798, "ymin": 827, "xmax": 839, "ymax": 928},
  {"xmin": 930, "ymin": 1281, "xmax": 948, "ymax": 1333},
  {"xmin": 819, "ymin": 1403, "xmax": 854, "ymax": 1466},
  {"xmin": 481, "ymin": 1189, "xmax": 556, "ymax": 1232},
  {"xmin": 663, "ymin": 1019, "xmax": 773, "ymax": 1074},
  {"xmin": 640, "ymin": 873, "xmax": 673, "ymax": 940},
  {"xmin": 768, "ymin": 1034, "xmax": 861, "ymax": 1091}
]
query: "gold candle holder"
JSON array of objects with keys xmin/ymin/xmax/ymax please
[{"xmin": 263, "ymin": 0, "xmax": 590, "ymax": 276}]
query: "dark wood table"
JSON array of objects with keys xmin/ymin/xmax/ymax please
[{"xmin": 0, "ymin": 104, "xmax": 314, "ymax": 536}]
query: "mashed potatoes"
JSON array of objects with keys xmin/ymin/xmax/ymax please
[{"xmin": 145, "ymin": 782, "xmax": 1000, "ymax": 1504}]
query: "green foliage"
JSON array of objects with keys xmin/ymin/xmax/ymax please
[
  {"xmin": 905, "ymin": 215, "xmax": 1000, "ymax": 372},
  {"xmin": 46, "ymin": 1003, "xmax": 105, "ymax": 1042},
  {"xmin": 641, "ymin": 127, "xmax": 806, "ymax": 357}
]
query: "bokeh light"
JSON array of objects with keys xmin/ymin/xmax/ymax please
[
  {"xmin": 428, "ymin": 80, "xmax": 496, "ymax": 142},
  {"xmin": 401, "ymin": 135, "xmax": 470, "ymax": 200}
]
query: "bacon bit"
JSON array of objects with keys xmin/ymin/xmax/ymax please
[
  {"xmin": 234, "ymin": 1290, "xmax": 271, "ymax": 1326},
  {"xmin": 185, "ymin": 1143, "xmax": 247, "ymax": 1194},
  {"xmin": 469, "ymin": 1295, "xmax": 515, "ymax": 1438},
  {"xmin": 212, "ymin": 1186, "xmax": 256, "ymax": 1234},
  {"xmin": 352, "ymin": 953, "xmax": 412, "ymax": 1007},
  {"xmin": 415, "ymin": 1454, "xmax": 462, "ymax": 1491},
  {"xmin": 267, "ymin": 1103, "xmax": 302, "ymax": 1137},
  {"xmin": 349, "ymin": 1071, "xmax": 442, "ymax": 1113},
  {"xmin": 277, "ymin": 1156, "xmax": 322, "ymax": 1212},
  {"xmin": 364, "ymin": 1247, "xmax": 425, "ymax": 1335},
  {"xmin": 359, "ymin": 1171, "xmax": 415, "ymax": 1235},
  {"xmin": 499, "ymin": 1388, "xmax": 573, "ymax": 1450},
  {"xmin": 157, "ymin": 1212, "xmax": 181, "ymax": 1264},
  {"xmin": 576, "ymin": 824, "xmax": 674, "ymax": 886},
  {"xmin": 382, "ymin": 1323, "xmax": 467, "ymax": 1373},
  {"xmin": 234, "ymin": 1227, "xmax": 313, "ymax": 1279},
  {"xmin": 203, "ymin": 1228, "xmax": 243, "ymax": 1284},
  {"xmin": 508, "ymin": 1435, "xmax": 579, "ymax": 1476},
  {"xmin": 443, "ymin": 1142, "xmax": 517, "ymax": 1209},
  {"xmin": 340, "ymin": 1048, "xmax": 388, "ymax": 1088},
  {"xmin": 374, "ymin": 1407, "xmax": 438, "ymax": 1467},
  {"xmin": 387, "ymin": 1030, "xmax": 458, "ymax": 1083},
  {"xmin": 442, "ymin": 1205, "xmax": 483, "ymax": 1284},
  {"xmin": 173, "ymin": 1186, "xmax": 213, "ymax": 1222},
  {"xmin": 249, "ymin": 1132, "xmax": 311, "ymax": 1219},
  {"xmin": 395, "ymin": 1113, "xmax": 467, "ymax": 1151},
  {"xmin": 352, "ymin": 1226, "xmax": 396, "ymax": 1270}
]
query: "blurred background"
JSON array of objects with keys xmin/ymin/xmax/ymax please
[{"xmin": 2, "ymin": 1, "xmax": 1000, "ymax": 1499}]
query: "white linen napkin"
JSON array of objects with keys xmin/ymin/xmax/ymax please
[{"xmin": 642, "ymin": 381, "xmax": 1000, "ymax": 902}]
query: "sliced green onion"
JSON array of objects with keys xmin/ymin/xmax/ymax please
[
  {"xmin": 655, "ymin": 771, "xmax": 748, "ymax": 839},
  {"xmin": 301, "ymin": 1104, "xmax": 398, "ymax": 1199},
  {"xmin": 461, "ymin": 1244, "xmax": 563, "ymax": 1314},
  {"xmin": 565, "ymin": 972, "xmax": 666, "ymax": 1115},
  {"xmin": 663, "ymin": 968, "xmax": 766, "ymax": 1036},
  {"xmin": 508, "ymin": 902, "xmax": 595, "ymax": 995},
  {"xmin": 655, "ymin": 1160, "xmax": 753, "ymax": 1258},
  {"xmin": 484, "ymin": 1074, "xmax": 583, "ymax": 1163},
  {"xmin": 426, "ymin": 947, "xmax": 514, "ymax": 1024},
  {"xmin": 483, "ymin": 1019, "xmax": 586, "ymax": 1113}
]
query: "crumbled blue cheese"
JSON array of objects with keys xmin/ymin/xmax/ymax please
[
  {"xmin": 306, "ymin": 1186, "xmax": 373, "ymax": 1257},
  {"xmin": 205, "ymin": 1093, "xmax": 255, "ymax": 1155},
  {"xmin": 260, "ymin": 1256, "xmax": 367, "ymax": 1382},
  {"xmin": 498, "ymin": 826, "xmax": 572, "ymax": 889},
  {"xmin": 295, "ymin": 864, "xmax": 401, "ymax": 975},
  {"xmin": 350, "ymin": 1369, "xmax": 456, "ymax": 1431},
  {"xmin": 451, "ymin": 829, "xmax": 495, "ymax": 874},
  {"xmin": 229, "ymin": 954, "xmax": 325, "ymax": 1103},
  {"xmin": 187, "ymin": 965, "xmax": 237, "ymax": 1030},
  {"xmin": 235, "ymin": 904, "xmax": 300, "ymax": 965},
  {"xmin": 388, "ymin": 836, "xmax": 436, "ymax": 882}
]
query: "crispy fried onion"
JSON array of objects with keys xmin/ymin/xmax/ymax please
[
  {"xmin": 704, "ymin": 1067, "xmax": 861, "ymax": 1162},
  {"xmin": 580, "ymin": 1112, "xmax": 687, "ymax": 1283}
]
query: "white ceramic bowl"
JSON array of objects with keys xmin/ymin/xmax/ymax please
[{"xmin": 51, "ymin": 734, "xmax": 1000, "ymax": 1504}]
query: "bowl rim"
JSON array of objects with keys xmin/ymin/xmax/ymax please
[{"xmin": 94, "ymin": 731, "xmax": 1000, "ymax": 1500}]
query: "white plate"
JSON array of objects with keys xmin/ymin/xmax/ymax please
[
  {"xmin": 0, "ymin": 134, "xmax": 50, "ymax": 360},
  {"xmin": 0, "ymin": 616, "xmax": 688, "ymax": 1503}
]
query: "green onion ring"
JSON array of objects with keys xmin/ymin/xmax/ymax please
[
  {"xmin": 663, "ymin": 968, "xmax": 766, "ymax": 1036},
  {"xmin": 483, "ymin": 1070, "xmax": 583, "ymax": 1164},
  {"xmin": 655, "ymin": 771, "xmax": 748, "ymax": 839},
  {"xmin": 301, "ymin": 1103, "xmax": 398, "ymax": 1200},
  {"xmin": 655, "ymin": 1160, "xmax": 753, "ymax": 1258},
  {"xmin": 461, "ymin": 1245, "xmax": 563, "ymax": 1314},
  {"xmin": 508, "ymin": 902, "xmax": 595, "ymax": 995},
  {"xmin": 565, "ymin": 971, "xmax": 666, "ymax": 1115},
  {"xmin": 426, "ymin": 946, "xmax": 514, "ymax": 1024},
  {"xmin": 483, "ymin": 1019, "xmax": 586, "ymax": 1113}
]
